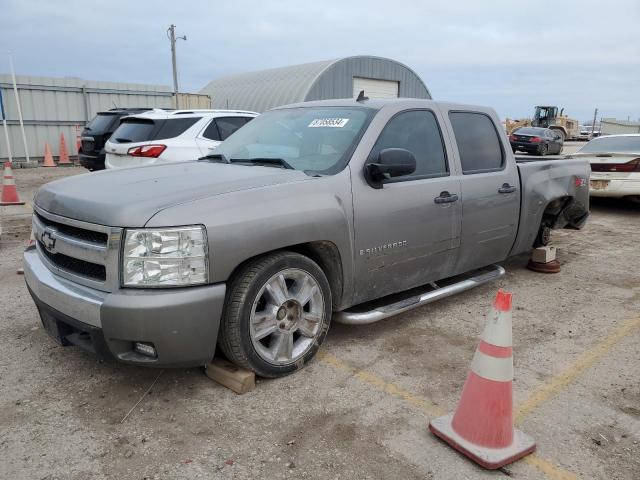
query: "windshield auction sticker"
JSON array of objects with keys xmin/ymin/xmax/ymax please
[{"xmin": 308, "ymin": 118, "xmax": 350, "ymax": 128}]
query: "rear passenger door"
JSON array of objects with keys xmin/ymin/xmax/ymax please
[
  {"xmin": 445, "ymin": 110, "xmax": 520, "ymax": 274},
  {"xmin": 550, "ymin": 130, "xmax": 563, "ymax": 154},
  {"xmin": 196, "ymin": 117, "xmax": 251, "ymax": 155}
]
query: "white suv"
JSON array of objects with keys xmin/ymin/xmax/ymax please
[{"xmin": 104, "ymin": 109, "xmax": 258, "ymax": 169}]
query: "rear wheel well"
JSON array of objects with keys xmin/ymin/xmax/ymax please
[
  {"xmin": 549, "ymin": 126, "xmax": 566, "ymax": 134},
  {"xmin": 542, "ymin": 198, "xmax": 570, "ymax": 226},
  {"xmin": 533, "ymin": 198, "xmax": 571, "ymax": 247}
]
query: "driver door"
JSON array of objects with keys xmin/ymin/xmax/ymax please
[{"xmin": 351, "ymin": 109, "xmax": 461, "ymax": 304}]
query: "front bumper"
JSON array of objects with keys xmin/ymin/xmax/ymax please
[{"xmin": 24, "ymin": 248, "xmax": 226, "ymax": 367}]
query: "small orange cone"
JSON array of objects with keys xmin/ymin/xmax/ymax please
[
  {"xmin": 42, "ymin": 143, "xmax": 57, "ymax": 167},
  {"xmin": 0, "ymin": 162, "xmax": 26, "ymax": 205},
  {"xmin": 429, "ymin": 290, "xmax": 535, "ymax": 469},
  {"xmin": 75, "ymin": 124, "xmax": 82, "ymax": 153},
  {"xmin": 58, "ymin": 133, "xmax": 72, "ymax": 166}
]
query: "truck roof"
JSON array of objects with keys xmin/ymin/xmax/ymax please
[{"xmin": 272, "ymin": 97, "xmax": 497, "ymax": 116}]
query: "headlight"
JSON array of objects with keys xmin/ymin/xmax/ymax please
[{"xmin": 122, "ymin": 226, "xmax": 208, "ymax": 287}]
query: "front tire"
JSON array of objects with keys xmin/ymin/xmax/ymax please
[
  {"xmin": 218, "ymin": 252, "xmax": 332, "ymax": 378},
  {"xmin": 553, "ymin": 130, "xmax": 566, "ymax": 142}
]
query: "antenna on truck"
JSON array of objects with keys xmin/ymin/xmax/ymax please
[{"xmin": 356, "ymin": 90, "xmax": 369, "ymax": 102}]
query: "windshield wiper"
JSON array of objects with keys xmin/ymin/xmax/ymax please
[
  {"xmin": 229, "ymin": 158, "xmax": 295, "ymax": 170},
  {"xmin": 115, "ymin": 137, "xmax": 132, "ymax": 143},
  {"xmin": 198, "ymin": 153, "xmax": 229, "ymax": 163}
]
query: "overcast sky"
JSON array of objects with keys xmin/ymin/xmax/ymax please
[{"xmin": 1, "ymin": 0, "xmax": 638, "ymax": 122}]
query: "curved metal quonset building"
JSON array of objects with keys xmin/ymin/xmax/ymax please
[{"xmin": 200, "ymin": 56, "xmax": 430, "ymax": 113}]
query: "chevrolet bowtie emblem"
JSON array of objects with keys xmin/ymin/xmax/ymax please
[{"xmin": 40, "ymin": 229, "xmax": 57, "ymax": 253}]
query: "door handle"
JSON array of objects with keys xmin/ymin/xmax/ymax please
[
  {"xmin": 498, "ymin": 183, "xmax": 517, "ymax": 194},
  {"xmin": 434, "ymin": 191, "xmax": 459, "ymax": 204}
]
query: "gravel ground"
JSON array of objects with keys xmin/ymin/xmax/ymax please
[{"xmin": 0, "ymin": 163, "xmax": 638, "ymax": 480}]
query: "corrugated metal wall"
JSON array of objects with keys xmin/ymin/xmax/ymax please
[
  {"xmin": 0, "ymin": 75, "xmax": 210, "ymax": 163},
  {"xmin": 600, "ymin": 118, "xmax": 640, "ymax": 135},
  {"xmin": 176, "ymin": 92, "xmax": 212, "ymax": 109}
]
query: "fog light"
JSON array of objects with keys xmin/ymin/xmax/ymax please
[{"xmin": 134, "ymin": 342, "xmax": 157, "ymax": 358}]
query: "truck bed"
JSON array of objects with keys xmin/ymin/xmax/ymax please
[{"xmin": 515, "ymin": 154, "xmax": 568, "ymax": 163}]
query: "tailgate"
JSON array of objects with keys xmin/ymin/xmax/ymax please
[{"xmin": 104, "ymin": 151, "xmax": 159, "ymax": 169}]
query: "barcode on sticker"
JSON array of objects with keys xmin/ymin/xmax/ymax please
[{"xmin": 308, "ymin": 118, "xmax": 350, "ymax": 128}]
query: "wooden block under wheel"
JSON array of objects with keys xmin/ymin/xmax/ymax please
[{"xmin": 205, "ymin": 358, "xmax": 255, "ymax": 394}]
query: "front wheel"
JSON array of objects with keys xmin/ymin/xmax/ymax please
[
  {"xmin": 553, "ymin": 130, "xmax": 566, "ymax": 142},
  {"xmin": 218, "ymin": 252, "xmax": 332, "ymax": 378}
]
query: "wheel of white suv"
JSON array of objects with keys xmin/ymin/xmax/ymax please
[{"xmin": 218, "ymin": 252, "xmax": 332, "ymax": 378}]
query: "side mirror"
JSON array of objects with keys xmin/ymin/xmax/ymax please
[{"xmin": 365, "ymin": 148, "xmax": 416, "ymax": 189}]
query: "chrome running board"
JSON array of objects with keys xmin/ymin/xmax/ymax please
[{"xmin": 334, "ymin": 265, "xmax": 505, "ymax": 325}]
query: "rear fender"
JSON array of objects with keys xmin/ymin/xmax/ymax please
[{"xmin": 510, "ymin": 160, "xmax": 590, "ymax": 255}]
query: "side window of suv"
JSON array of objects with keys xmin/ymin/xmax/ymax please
[
  {"xmin": 369, "ymin": 110, "xmax": 448, "ymax": 181},
  {"xmin": 202, "ymin": 119, "xmax": 221, "ymax": 141},
  {"xmin": 153, "ymin": 117, "xmax": 201, "ymax": 141},
  {"xmin": 449, "ymin": 112, "xmax": 504, "ymax": 174},
  {"xmin": 216, "ymin": 117, "xmax": 250, "ymax": 141}
]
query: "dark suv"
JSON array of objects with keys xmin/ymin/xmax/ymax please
[{"xmin": 79, "ymin": 108, "xmax": 155, "ymax": 170}]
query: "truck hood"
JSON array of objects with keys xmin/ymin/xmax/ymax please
[{"xmin": 35, "ymin": 161, "xmax": 309, "ymax": 227}]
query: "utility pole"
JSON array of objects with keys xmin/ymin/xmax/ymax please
[
  {"xmin": 8, "ymin": 52, "xmax": 30, "ymax": 164},
  {"xmin": 0, "ymin": 87, "xmax": 13, "ymax": 163},
  {"xmin": 167, "ymin": 25, "xmax": 186, "ymax": 109},
  {"xmin": 590, "ymin": 108, "xmax": 598, "ymax": 139}
]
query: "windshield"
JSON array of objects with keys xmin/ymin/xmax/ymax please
[
  {"xmin": 212, "ymin": 107, "xmax": 374, "ymax": 175},
  {"xmin": 577, "ymin": 136, "xmax": 640, "ymax": 154}
]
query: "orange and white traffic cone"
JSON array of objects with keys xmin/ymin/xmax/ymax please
[
  {"xmin": 75, "ymin": 124, "xmax": 82, "ymax": 153},
  {"xmin": 429, "ymin": 289, "xmax": 535, "ymax": 469},
  {"xmin": 0, "ymin": 162, "xmax": 25, "ymax": 205},
  {"xmin": 42, "ymin": 143, "xmax": 56, "ymax": 167},
  {"xmin": 58, "ymin": 133, "xmax": 72, "ymax": 166}
]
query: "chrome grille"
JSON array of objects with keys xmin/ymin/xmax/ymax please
[
  {"xmin": 35, "ymin": 212, "xmax": 108, "ymax": 244},
  {"xmin": 32, "ymin": 206, "xmax": 122, "ymax": 292},
  {"xmin": 38, "ymin": 243, "xmax": 107, "ymax": 281}
]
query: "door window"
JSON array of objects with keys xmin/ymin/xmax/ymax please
[
  {"xmin": 449, "ymin": 112, "xmax": 504, "ymax": 174},
  {"xmin": 369, "ymin": 110, "xmax": 448, "ymax": 181},
  {"xmin": 202, "ymin": 119, "xmax": 221, "ymax": 141},
  {"xmin": 216, "ymin": 117, "xmax": 250, "ymax": 141}
]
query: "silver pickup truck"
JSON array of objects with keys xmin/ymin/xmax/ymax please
[{"xmin": 24, "ymin": 98, "xmax": 589, "ymax": 377}]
